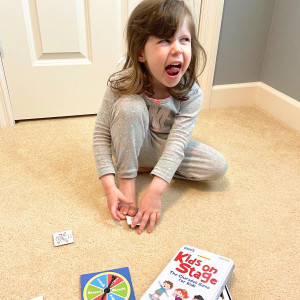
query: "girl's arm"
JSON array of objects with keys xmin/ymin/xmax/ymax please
[
  {"xmin": 101, "ymin": 174, "xmax": 133, "ymax": 222},
  {"xmin": 93, "ymin": 87, "xmax": 133, "ymax": 220},
  {"xmin": 150, "ymin": 84, "xmax": 203, "ymax": 184},
  {"xmin": 132, "ymin": 84, "xmax": 202, "ymax": 233},
  {"xmin": 131, "ymin": 176, "xmax": 168, "ymax": 233},
  {"xmin": 93, "ymin": 86, "xmax": 116, "ymax": 178}
]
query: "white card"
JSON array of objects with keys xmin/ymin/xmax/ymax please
[
  {"xmin": 30, "ymin": 297, "xmax": 43, "ymax": 300},
  {"xmin": 126, "ymin": 215, "xmax": 140, "ymax": 226},
  {"xmin": 53, "ymin": 230, "xmax": 74, "ymax": 246}
]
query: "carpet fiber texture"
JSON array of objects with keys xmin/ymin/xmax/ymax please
[{"xmin": 0, "ymin": 106, "xmax": 299, "ymax": 299}]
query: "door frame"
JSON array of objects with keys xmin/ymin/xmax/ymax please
[
  {"xmin": 0, "ymin": 55, "xmax": 15, "ymax": 127},
  {"xmin": 0, "ymin": 0, "xmax": 224, "ymax": 127},
  {"xmin": 198, "ymin": 0, "xmax": 224, "ymax": 109}
]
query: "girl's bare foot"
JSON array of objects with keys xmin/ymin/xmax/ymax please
[
  {"xmin": 118, "ymin": 203, "xmax": 138, "ymax": 216},
  {"xmin": 118, "ymin": 177, "xmax": 137, "ymax": 217},
  {"xmin": 137, "ymin": 167, "xmax": 152, "ymax": 174}
]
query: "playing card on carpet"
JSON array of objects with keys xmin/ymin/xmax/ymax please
[{"xmin": 53, "ymin": 230, "xmax": 74, "ymax": 246}]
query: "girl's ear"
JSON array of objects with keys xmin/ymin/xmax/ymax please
[{"xmin": 138, "ymin": 52, "xmax": 146, "ymax": 63}]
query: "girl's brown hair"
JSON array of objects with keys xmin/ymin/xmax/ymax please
[{"xmin": 108, "ymin": 0, "xmax": 206, "ymax": 101}]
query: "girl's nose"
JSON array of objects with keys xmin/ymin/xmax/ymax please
[{"xmin": 171, "ymin": 42, "xmax": 183, "ymax": 55}]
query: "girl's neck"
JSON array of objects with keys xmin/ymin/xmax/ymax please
[
  {"xmin": 153, "ymin": 91, "xmax": 170, "ymax": 99},
  {"xmin": 145, "ymin": 90, "xmax": 170, "ymax": 100},
  {"xmin": 149, "ymin": 81, "xmax": 170, "ymax": 99}
]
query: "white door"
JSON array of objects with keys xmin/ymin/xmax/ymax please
[
  {"xmin": 0, "ymin": 0, "xmax": 127, "ymax": 120},
  {"xmin": 0, "ymin": 0, "xmax": 223, "ymax": 124}
]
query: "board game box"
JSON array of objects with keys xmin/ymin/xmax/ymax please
[
  {"xmin": 141, "ymin": 245, "xmax": 234, "ymax": 300},
  {"xmin": 219, "ymin": 285, "xmax": 232, "ymax": 300},
  {"xmin": 80, "ymin": 267, "xmax": 135, "ymax": 300}
]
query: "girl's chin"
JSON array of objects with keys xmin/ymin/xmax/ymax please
[
  {"xmin": 164, "ymin": 77, "xmax": 182, "ymax": 88},
  {"xmin": 151, "ymin": 73, "xmax": 182, "ymax": 92}
]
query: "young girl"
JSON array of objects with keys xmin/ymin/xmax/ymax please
[{"xmin": 93, "ymin": 0, "xmax": 227, "ymax": 234}]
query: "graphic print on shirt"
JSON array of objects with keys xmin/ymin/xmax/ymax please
[{"xmin": 148, "ymin": 106, "xmax": 172, "ymax": 133}]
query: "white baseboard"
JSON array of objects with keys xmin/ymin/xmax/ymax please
[
  {"xmin": 211, "ymin": 82, "xmax": 300, "ymax": 131},
  {"xmin": 255, "ymin": 82, "xmax": 300, "ymax": 131},
  {"xmin": 211, "ymin": 82, "xmax": 259, "ymax": 107}
]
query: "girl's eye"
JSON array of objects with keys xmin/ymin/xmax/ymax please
[
  {"xmin": 181, "ymin": 37, "xmax": 191, "ymax": 43},
  {"xmin": 159, "ymin": 39, "xmax": 169, "ymax": 44}
]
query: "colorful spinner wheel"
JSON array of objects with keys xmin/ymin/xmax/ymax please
[{"xmin": 83, "ymin": 271, "xmax": 131, "ymax": 300}]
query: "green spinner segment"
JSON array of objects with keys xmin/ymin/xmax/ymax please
[
  {"xmin": 85, "ymin": 285, "xmax": 104, "ymax": 300},
  {"xmin": 111, "ymin": 281, "xmax": 129, "ymax": 298}
]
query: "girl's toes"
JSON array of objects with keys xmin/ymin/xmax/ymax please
[
  {"xmin": 120, "ymin": 204, "xmax": 129, "ymax": 215},
  {"xmin": 127, "ymin": 206, "xmax": 138, "ymax": 216}
]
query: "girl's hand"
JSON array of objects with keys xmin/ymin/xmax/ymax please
[
  {"xmin": 131, "ymin": 176, "xmax": 168, "ymax": 234},
  {"xmin": 131, "ymin": 189, "xmax": 161, "ymax": 234},
  {"xmin": 101, "ymin": 174, "xmax": 133, "ymax": 222},
  {"xmin": 106, "ymin": 185, "xmax": 133, "ymax": 221}
]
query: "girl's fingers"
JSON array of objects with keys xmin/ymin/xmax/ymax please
[
  {"xmin": 116, "ymin": 209, "xmax": 126, "ymax": 220},
  {"xmin": 156, "ymin": 212, "xmax": 161, "ymax": 224},
  {"xmin": 147, "ymin": 213, "xmax": 157, "ymax": 233},
  {"xmin": 137, "ymin": 213, "xmax": 150, "ymax": 234},
  {"xmin": 131, "ymin": 211, "xmax": 142, "ymax": 228},
  {"xmin": 132, "ymin": 209, "xmax": 160, "ymax": 233},
  {"xmin": 110, "ymin": 205, "xmax": 121, "ymax": 222}
]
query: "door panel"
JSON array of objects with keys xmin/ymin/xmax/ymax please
[
  {"xmin": 0, "ymin": 0, "xmax": 124, "ymax": 120},
  {"xmin": 36, "ymin": 0, "xmax": 81, "ymax": 53},
  {"xmin": 24, "ymin": 0, "xmax": 92, "ymax": 64}
]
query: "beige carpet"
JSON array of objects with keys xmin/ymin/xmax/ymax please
[{"xmin": 0, "ymin": 106, "xmax": 299, "ymax": 300}]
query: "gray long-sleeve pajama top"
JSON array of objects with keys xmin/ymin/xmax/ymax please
[{"xmin": 93, "ymin": 82, "xmax": 203, "ymax": 183}]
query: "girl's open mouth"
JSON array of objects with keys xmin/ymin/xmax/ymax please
[{"xmin": 165, "ymin": 63, "xmax": 182, "ymax": 77}]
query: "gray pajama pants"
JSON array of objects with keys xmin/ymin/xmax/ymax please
[{"xmin": 110, "ymin": 96, "xmax": 227, "ymax": 182}]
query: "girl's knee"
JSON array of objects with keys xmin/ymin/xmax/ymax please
[
  {"xmin": 113, "ymin": 95, "xmax": 147, "ymax": 119},
  {"xmin": 208, "ymin": 153, "xmax": 227, "ymax": 180},
  {"xmin": 176, "ymin": 153, "xmax": 227, "ymax": 182}
]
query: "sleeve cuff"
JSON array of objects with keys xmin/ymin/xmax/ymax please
[
  {"xmin": 150, "ymin": 168, "xmax": 176, "ymax": 184},
  {"xmin": 97, "ymin": 167, "xmax": 116, "ymax": 179}
]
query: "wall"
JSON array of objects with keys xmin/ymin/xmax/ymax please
[
  {"xmin": 260, "ymin": 0, "xmax": 300, "ymax": 101},
  {"xmin": 213, "ymin": 0, "xmax": 300, "ymax": 102}
]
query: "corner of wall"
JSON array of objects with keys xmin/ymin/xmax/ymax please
[
  {"xmin": 211, "ymin": 82, "xmax": 300, "ymax": 131},
  {"xmin": 255, "ymin": 82, "xmax": 300, "ymax": 131},
  {"xmin": 259, "ymin": 0, "xmax": 278, "ymax": 82}
]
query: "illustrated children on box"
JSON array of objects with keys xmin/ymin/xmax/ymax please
[
  {"xmin": 93, "ymin": 0, "xmax": 227, "ymax": 234},
  {"xmin": 149, "ymin": 280, "xmax": 173, "ymax": 299},
  {"xmin": 173, "ymin": 288, "xmax": 189, "ymax": 300}
]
